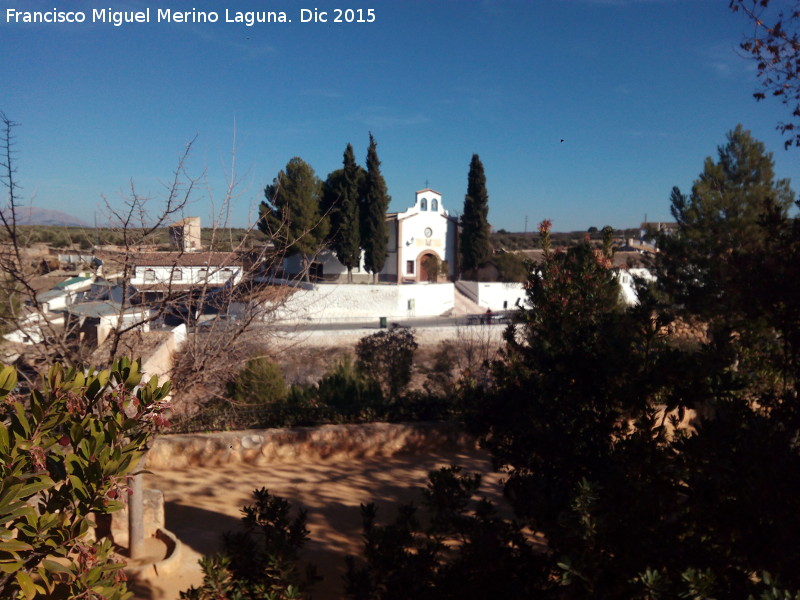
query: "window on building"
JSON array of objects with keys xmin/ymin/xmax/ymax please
[
  {"xmin": 431, "ymin": 199, "xmax": 438, "ymax": 211},
  {"xmin": 144, "ymin": 269, "xmax": 155, "ymax": 282},
  {"xmin": 406, "ymin": 260, "xmax": 415, "ymax": 274},
  {"xmin": 198, "ymin": 268, "xmax": 208, "ymax": 282},
  {"xmin": 173, "ymin": 268, "xmax": 183, "ymax": 281},
  {"xmin": 420, "ymin": 198, "xmax": 427, "ymax": 211},
  {"xmin": 221, "ymin": 268, "xmax": 234, "ymax": 280}
]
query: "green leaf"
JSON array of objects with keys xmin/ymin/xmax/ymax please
[
  {"xmin": 0, "ymin": 423, "xmax": 9, "ymax": 453},
  {"xmin": 19, "ymin": 477, "xmax": 54, "ymax": 499},
  {"xmin": 0, "ymin": 539, "xmax": 34, "ymax": 552},
  {"xmin": 85, "ymin": 377, "xmax": 103, "ymax": 402},
  {"xmin": 0, "ymin": 559, "xmax": 23, "ymax": 573},
  {"xmin": 68, "ymin": 474, "xmax": 87, "ymax": 496},
  {"xmin": 16, "ymin": 570, "xmax": 36, "ymax": 600},
  {"xmin": 13, "ymin": 403, "xmax": 31, "ymax": 437},
  {"xmin": 0, "ymin": 504, "xmax": 35, "ymax": 528},
  {"xmin": 0, "ymin": 364, "xmax": 17, "ymax": 397},
  {"xmin": 42, "ymin": 558, "xmax": 73, "ymax": 575}
]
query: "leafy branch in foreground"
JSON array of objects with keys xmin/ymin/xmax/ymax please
[{"xmin": 0, "ymin": 358, "xmax": 170, "ymax": 600}]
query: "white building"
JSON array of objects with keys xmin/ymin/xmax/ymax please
[
  {"xmin": 281, "ymin": 188, "xmax": 459, "ymax": 283},
  {"xmin": 129, "ymin": 252, "xmax": 243, "ymax": 298},
  {"xmin": 385, "ymin": 188, "xmax": 459, "ymax": 283},
  {"xmin": 34, "ymin": 275, "xmax": 93, "ymax": 313},
  {"xmin": 65, "ymin": 301, "xmax": 150, "ymax": 347},
  {"xmin": 616, "ymin": 267, "xmax": 657, "ymax": 305}
]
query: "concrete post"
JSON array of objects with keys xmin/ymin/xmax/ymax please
[{"xmin": 128, "ymin": 465, "xmax": 144, "ymax": 559}]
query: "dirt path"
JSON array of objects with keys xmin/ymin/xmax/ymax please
[{"xmin": 130, "ymin": 449, "xmax": 500, "ymax": 600}]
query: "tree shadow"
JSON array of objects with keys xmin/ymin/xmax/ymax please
[
  {"xmin": 162, "ymin": 500, "xmax": 245, "ymax": 557},
  {"xmin": 139, "ymin": 448, "xmax": 501, "ymax": 600}
]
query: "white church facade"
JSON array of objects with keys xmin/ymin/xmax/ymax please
[{"xmin": 282, "ymin": 188, "xmax": 459, "ymax": 283}]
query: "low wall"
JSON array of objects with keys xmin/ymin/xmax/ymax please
[
  {"xmin": 267, "ymin": 282, "xmax": 455, "ymax": 323},
  {"xmin": 456, "ymin": 281, "xmax": 530, "ymax": 311},
  {"xmin": 141, "ymin": 324, "xmax": 186, "ymax": 382},
  {"xmin": 269, "ymin": 324, "xmax": 505, "ymax": 348},
  {"xmin": 146, "ymin": 422, "xmax": 476, "ymax": 469}
]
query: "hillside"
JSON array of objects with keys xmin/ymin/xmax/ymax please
[{"xmin": 2, "ymin": 206, "xmax": 89, "ymax": 227}]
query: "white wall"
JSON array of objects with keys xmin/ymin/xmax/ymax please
[
  {"xmin": 38, "ymin": 291, "xmax": 70, "ymax": 313},
  {"xmin": 2, "ymin": 313, "xmax": 60, "ymax": 344},
  {"xmin": 617, "ymin": 268, "xmax": 655, "ymax": 305},
  {"xmin": 96, "ymin": 308, "xmax": 151, "ymax": 346},
  {"xmin": 456, "ymin": 281, "xmax": 530, "ymax": 311},
  {"xmin": 268, "ymin": 282, "xmax": 455, "ymax": 323},
  {"xmin": 131, "ymin": 264, "xmax": 242, "ymax": 287},
  {"xmin": 141, "ymin": 324, "xmax": 186, "ymax": 383}
]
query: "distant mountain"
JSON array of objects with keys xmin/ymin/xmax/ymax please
[{"xmin": 2, "ymin": 206, "xmax": 89, "ymax": 227}]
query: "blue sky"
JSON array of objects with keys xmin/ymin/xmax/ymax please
[{"xmin": 2, "ymin": 0, "xmax": 798, "ymax": 232}]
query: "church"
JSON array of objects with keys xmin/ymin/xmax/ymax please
[{"xmin": 283, "ymin": 188, "xmax": 459, "ymax": 283}]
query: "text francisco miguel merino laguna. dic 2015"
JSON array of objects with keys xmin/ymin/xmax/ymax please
[{"xmin": 4, "ymin": 7, "xmax": 378, "ymax": 26}]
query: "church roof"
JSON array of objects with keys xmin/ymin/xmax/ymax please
[{"xmin": 415, "ymin": 188, "xmax": 441, "ymax": 195}]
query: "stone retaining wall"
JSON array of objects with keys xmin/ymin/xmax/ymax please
[{"xmin": 146, "ymin": 421, "xmax": 477, "ymax": 469}]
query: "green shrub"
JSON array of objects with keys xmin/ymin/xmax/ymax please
[
  {"xmin": 317, "ymin": 356, "xmax": 382, "ymax": 421},
  {"xmin": 355, "ymin": 326, "xmax": 418, "ymax": 400},
  {"xmin": 50, "ymin": 232, "xmax": 71, "ymax": 248},
  {"xmin": 491, "ymin": 252, "xmax": 528, "ymax": 283},
  {"xmin": 181, "ymin": 488, "xmax": 319, "ymax": 600},
  {"xmin": 229, "ymin": 357, "xmax": 288, "ymax": 405},
  {"xmin": 0, "ymin": 358, "xmax": 170, "ymax": 600}
]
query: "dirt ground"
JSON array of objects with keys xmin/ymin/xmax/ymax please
[{"xmin": 130, "ymin": 448, "xmax": 502, "ymax": 600}]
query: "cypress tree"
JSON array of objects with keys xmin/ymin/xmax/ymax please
[
  {"xmin": 259, "ymin": 157, "xmax": 327, "ymax": 281},
  {"xmin": 460, "ymin": 154, "xmax": 490, "ymax": 275},
  {"xmin": 323, "ymin": 144, "xmax": 364, "ymax": 282},
  {"xmin": 362, "ymin": 133, "xmax": 390, "ymax": 282}
]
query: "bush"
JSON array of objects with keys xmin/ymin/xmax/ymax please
[
  {"xmin": 181, "ymin": 488, "xmax": 319, "ymax": 600},
  {"xmin": 317, "ymin": 356, "xmax": 382, "ymax": 421},
  {"xmin": 491, "ymin": 252, "xmax": 528, "ymax": 283},
  {"xmin": 0, "ymin": 358, "xmax": 170, "ymax": 600},
  {"xmin": 228, "ymin": 357, "xmax": 288, "ymax": 405},
  {"xmin": 50, "ymin": 232, "xmax": 71, "ymax": 248},
  {"xmin": 355, "ymin": 326, "xmax": 418, "ymax": 400}
]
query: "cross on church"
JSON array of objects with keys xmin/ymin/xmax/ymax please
[{"xmin": 425, "ymin": 179, "xmax": 429, "ymax": 188}]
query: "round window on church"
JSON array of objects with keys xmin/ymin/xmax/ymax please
[{"xmin": 424, "ymin": 227, "xmax": 433, "ymax": 238}]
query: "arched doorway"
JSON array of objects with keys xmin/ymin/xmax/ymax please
[{"xmin": 418, "ymin": 252, "xmax": 440, "ymax": 283}]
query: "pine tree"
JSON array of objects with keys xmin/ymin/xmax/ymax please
[
  {"xmin": 657, "ymin": 124, "xmax": 794, "ymax": 319},
  {"xmin": 259, "ymin": 157, "xmax": 327, "ymax": 281},
  {"xmin": 322, "ymin": 144, "xmax": 364, "ymax": 282},
  {"xmin": 361, "ymin": 133, "xmax": 390, "ymax": 282},
  {"xmin": 459, "ymin": 154, "xmax": 491, "ymax": 275}
]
